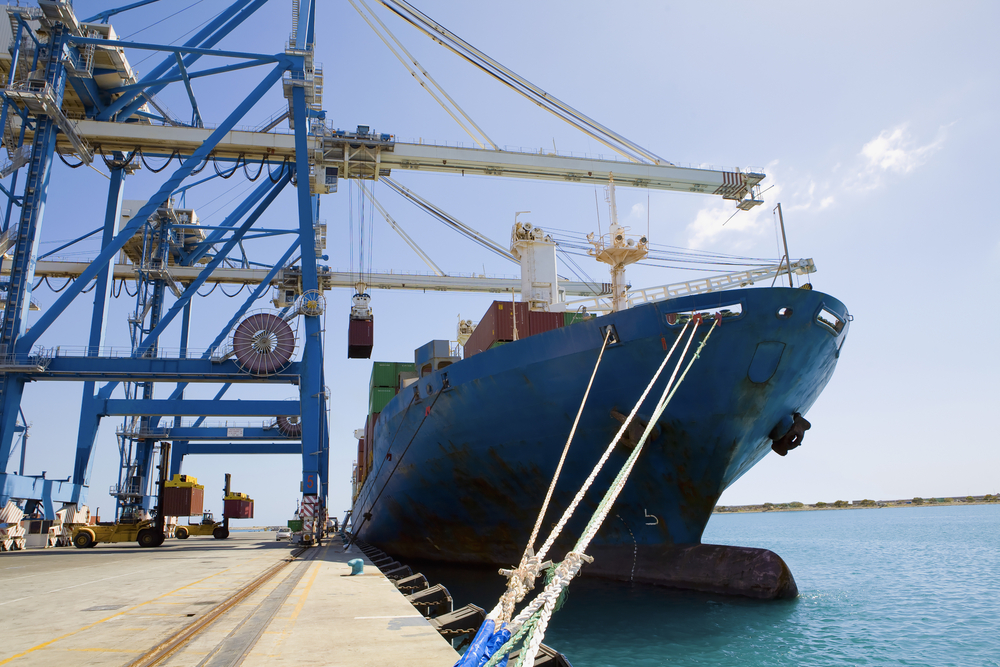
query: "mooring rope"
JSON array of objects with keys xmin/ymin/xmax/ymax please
[
  {"xmin": 471, "ymin": 314, "xmax": 719, "ymax": 667},
  {"xmin": 490, "ymin": 327, "xmax": 613, "ymax": 624},
  {"xmin": 488, "ymin": 318, "xmax": 692, "ymax": 626}
]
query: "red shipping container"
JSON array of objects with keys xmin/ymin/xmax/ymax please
[
  {"xmin": 162, "ymin": 486, "xmax": 204, "ymax": 517},
  {"xmin": 464, "ymin": 301, "xmax": 528, "ymax": 357},
  {"xmin": 527, "ymin": 311, "xmax": 564, "ymax": 336},
  {"xmin": 348, "ymin": 317, "xmax": 374, "ymax": 359},
  {"xmin": 224, "ymin": 498, "xmax": 254, "ymax": 519},
  {"xmin": 357, "ymin": 438, "xmax": 365, "ymax": 471}
]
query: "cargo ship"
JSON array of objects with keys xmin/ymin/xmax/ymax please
[{"xmin": 349, "ymin": 210, "xmax": 850, "ymax": 600}]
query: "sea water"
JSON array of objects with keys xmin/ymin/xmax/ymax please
[{"xmin": 423, "ymin": 504, "xmax": 1000, "ymax": 666}]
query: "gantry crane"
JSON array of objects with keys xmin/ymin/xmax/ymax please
[{"xmin": 0, "ymin": 0, "xmax": 768, "ymax": 538}]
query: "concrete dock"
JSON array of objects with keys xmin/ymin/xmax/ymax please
[{"xmin": 0, "ymin": 532, "xmax": 459, "ymax": 666}]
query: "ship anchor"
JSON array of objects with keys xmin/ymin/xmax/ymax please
[{"xmin": 770, "ymin": 413, "xmax": 811, "ymax": 456}]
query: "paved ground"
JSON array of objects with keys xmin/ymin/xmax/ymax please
[{"xmin": 0, "ymin": 532, "xmax": 459, "ymax": 666}]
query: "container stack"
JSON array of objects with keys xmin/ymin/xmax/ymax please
[
  {"xmin": 369, "ymin": 361, "xmax": 415, "ymax": 412},
  {"xmin": 463, "ymin": 301, "xmax": 577, "ymax": 357},
  {"xmin": 0, "ymin": 501, "xmax": 25, "ymax": 551},
  {"xmin": 359, "ymin": 361, "xmax": 416, "ymax": 484},
  {"xmin": 163, "ymin": 474, "xmax": 205, "ymax": 517}
]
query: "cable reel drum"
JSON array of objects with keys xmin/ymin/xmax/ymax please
[{"xmin": 230, "ymin": 310, "xmax": 297, "ymax": 376}]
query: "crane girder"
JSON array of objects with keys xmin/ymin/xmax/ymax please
[{"xmin": 45, "ymin": 120, "xmax": 764, "ymax": 199}]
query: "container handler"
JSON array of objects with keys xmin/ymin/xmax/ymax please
[
  {"xmin": 72, "ymin": 443, "xmax": 170, "ymax": 548},
  {"xmin": 173, "ymin": 474, "xmax": 253, "ymax": 540}
]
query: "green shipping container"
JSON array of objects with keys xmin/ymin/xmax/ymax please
[
  {"xmin": 369, "ymin": 386, "xmax": 395, "ymax": 414},
  {"xmin": 370, "ymin": 361, "xmax": 417, "ymax": 390},
  {"xmin": 564, "ymin": 311, "xmax": 594, "ymax": 326},
  {"xmin": 370, "ymin": 361, "xmax": 398, "ymax": 389},
  {"xmin": 287, "ymin": 519, "xmax": 303, "ymax": 531}
]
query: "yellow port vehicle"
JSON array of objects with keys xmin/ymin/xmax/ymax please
[
  {"xmin": 171, "ymin": 475, "xmax": 249, "ymax": 540},
  {"xmin": 174, "ymin": 511, "xmax": 229, "ymax": 540},
  {"xmin": 72, "ymin": 515, "xmax": 164, "ymax": 548},
  {"xmin": 72, "ymin": 443, "xmax": 171, "ymax": 549}
]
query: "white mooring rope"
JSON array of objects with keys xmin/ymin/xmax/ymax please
[{"xmin": 466, "ymin": 314, "xmax": 719, "ymax": 667}]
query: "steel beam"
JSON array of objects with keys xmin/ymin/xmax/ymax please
[
  {"xmin": 175, "ymin": 443, "xmax": 302, "ymax": 455},
  {"xmin": 101, "ymin": 399, "xmax": 299, "ymax": 417},
  {"xmin": 0, "ymin": 473, "xmax": 85, "ymax": 516},
  {"xmin": 291, "ymin": 80, "xmax": 324, "ymax": 499},
  {"xmin": 125, "ymin": 427, "xmax": 297, "ymax": 441},
  {"xmin": 24, "ymin": 357, "xmax": 302, "ymax": 383},
  {"xmin": 15, "ymin": 60, "xmax": 290, "ymax": 353},
  {"xmin": 74, "ymin": 159, "xmax": 127, "ymax": 486}
]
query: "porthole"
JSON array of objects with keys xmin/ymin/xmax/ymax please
[{"xmin": 776, "ymin": 307, "xmax": 793, "ymax": 319}]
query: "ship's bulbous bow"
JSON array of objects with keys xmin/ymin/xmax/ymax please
[{"xmin": 587, "ymin": 543, "xmax": 798, "ymax": 600}]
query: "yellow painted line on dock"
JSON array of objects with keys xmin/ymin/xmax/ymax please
[
  {"xmin": 0, "ymin": 556, "xmax": 267, "ymax": 665},
  {"xmin": 286, "ymin": 559, "xmax": 321, "ymax": 623}
]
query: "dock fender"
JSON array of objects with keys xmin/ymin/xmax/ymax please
[{"xmin": 769, "ymin": 413, "xmax": 811, "ymax": 456}]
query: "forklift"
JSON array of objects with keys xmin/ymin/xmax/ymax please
[
  {"xmin": 173, "ymin": 474, "xmax": 249, "ymax": 540},
  {"xmin": 72, "ymin": 443, "xmax": 170, "ymax": 548}
]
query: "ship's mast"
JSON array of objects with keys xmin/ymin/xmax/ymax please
[{"xmin": 588, "ymin": 176, "xmax": 649, "ymax": 312}]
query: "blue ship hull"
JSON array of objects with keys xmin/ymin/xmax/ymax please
[{"xmin": 351, "ymin": 287, "xmax": 849, "ymax": 595}]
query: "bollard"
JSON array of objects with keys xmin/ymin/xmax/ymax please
[{"xmin": 348, "ymin": 558, "xmax": 364, "ymax": 575}]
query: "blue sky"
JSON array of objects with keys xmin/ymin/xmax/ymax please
[{"xmin": 10, "ymin": 0, "xmax": 999, "ymax": 524}]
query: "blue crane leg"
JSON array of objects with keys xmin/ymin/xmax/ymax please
[{"xmin": 74, "ymin": 162, "xmax": 127, "ymax": 490}]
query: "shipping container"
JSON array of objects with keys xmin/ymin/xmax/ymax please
[
  {"xmin": 348, "ymin": 318, "xmax": 374, "ymax": 358},
  {"xmin": 370, "ymin": 361, "xmax": 399, "ymax": 389},
  {"xmin": 369, "ymin": 386, "xmax": 395, "ymax": 414},
  {"xmin": 163, "ymin": 486, "xmax": 204, "ymax": 517},
  {"xmin": 527, "ymin": 311, "xmax": 564, "ymax": 336},
  {"xmin": 224, "ymin": 498, "xmax": 254, "ymax": 519},
  {"xmin": 564, "ymin": 311, "xmax": 595, "ymax": 326},
  {"xmin": 464, "ymin": 302, "xmax": 566, "ymax": 356}
]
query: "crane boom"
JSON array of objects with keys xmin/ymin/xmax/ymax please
[{"xmin": 37, "ymin": 120, "xmax": 763, "ymax": 202}]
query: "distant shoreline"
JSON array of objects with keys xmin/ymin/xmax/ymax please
[{"xmin": 714, "ymin": 495, "xmax": 999, "ymax": 514}]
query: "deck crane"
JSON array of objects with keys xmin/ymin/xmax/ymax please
[{"xmin": 0, "ymin": 0, "xmax": 769, "ymax": 541}]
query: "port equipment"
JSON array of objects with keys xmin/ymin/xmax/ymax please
[
  {"xmin": 0, "ymin": 1, "xmax": 771, "ymax": 542},
  {"xmin": 72, "ymin": 441, "xmax": 170, "ymax": 548},
  {"xmin": 173, "ymin": 473, "xmax": 249, "ymax": 539}
]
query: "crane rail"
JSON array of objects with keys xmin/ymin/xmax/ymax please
[{"xmin": 131, "ymin": 544, "xmax": 310, "ymax": 667}]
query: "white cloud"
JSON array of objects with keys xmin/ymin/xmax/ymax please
[
  {"xmin": 686, "ymin": 185, "xmax": 777, "ymax": 251},
  {"xmin": 683, "ymin": 122, "xmax": 945, "ymax": 253},
  {"xmin": 847, "ymin": 124, "xmax": 946, "ymax": 192},
  {"xmin": 626, "ymin": 202, "xmax": 646, "ymax": 224}
]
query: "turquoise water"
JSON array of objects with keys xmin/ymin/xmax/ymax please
[{"xmin": 423, "ymin": 504, "xmax": 1000, "ymax": 666}]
